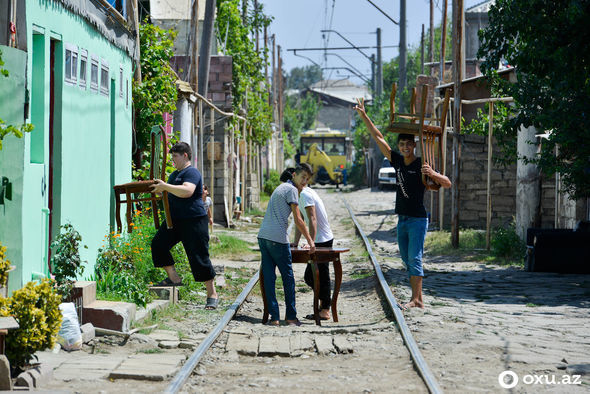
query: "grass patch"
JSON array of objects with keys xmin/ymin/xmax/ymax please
[
  {"xmin": 425, "ymin": 227, "xmax": 525, "ymax": 266},
  {"xmin": 209, "ymin": 234, "xmax": 254, "ymax": 259},
  {"xmin": 526, "ymin": 303, "xmax": 539, "ymax": 307},
  {"xmin": 350, "ymin": 268, "xmax": 374, "ymax": 279},
  {"xmin": 137, "ymin": 348, "xmax": 163, "ymax": 354}
]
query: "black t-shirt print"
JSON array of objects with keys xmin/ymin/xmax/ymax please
[
  {"xmin": 389, "ymin": 150, "xmax": 427, "ymax": 218},
  {"xmin": 167, "ymin": 166, "xmax": 207, "ymax": 219}
]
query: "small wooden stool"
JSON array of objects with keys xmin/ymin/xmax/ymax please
[{"xmin": 259, "ymin": 247, "xmax": 349, "ymax": 326}]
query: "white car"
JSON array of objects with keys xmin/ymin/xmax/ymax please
[{"xmin": 378, "ymin": 158, "xmax": 397, "ymax": 190}]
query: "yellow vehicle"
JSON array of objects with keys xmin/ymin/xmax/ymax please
[{"xmin": 297, "ymin": 128, "xmax": 348, "ymax": 186}]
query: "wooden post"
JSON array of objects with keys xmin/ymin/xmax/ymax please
[
  {"xmin": 242, "ymin": 120, "xmax": 247, "ymax": 213},
  {"xmin": 440, "ymin": 0, "xmax": 448, "ymax": 83},
  {"xmin": 486, "ymin": 102, "xmax": 493, "ymax": 250},
  {"xmin": 199, "ymin": 100, "xmax": 204, "ymax": 172},
  {"xmin": 439, "ymin": 102, "xmax": 448, "ymax": 229},
  {"xmin": 210, "ymin": 107, "xmax": 215, "ymax": 231},
  {"xmin": 451, "ymin": 0, "xmax": 464, "ymax": 248},
  {"xmin": 430, "ymin": 0, "xmax": 434, "ymax": 76},
  {"xmin": 420, "ymin": 24, "xmax": 425, "ymax": 75},
  {"xmin": 132, "ymin": 0, "xmax": 142, "ymax": 82}
]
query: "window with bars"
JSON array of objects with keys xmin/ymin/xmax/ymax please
[
  {"xmin": 90, "ymin": 56, "xmax": 99, "ymax": 92},
  {"xmin": 65, "ymin": 44, "xmax": 78, "ymax": 85},
  {"xmin": 100, "ymin": 59, "xmax": 109, "ymax": 96},
  {"xmin": 79, "ymin": 49, "xmax": 88, "ymax": 89}
]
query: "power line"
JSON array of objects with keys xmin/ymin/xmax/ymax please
[
  {"xmin": 287, "ymin": 45, "xmax": 398, "ymax": 52},
  {"xmin": 365, "ymin": 0, "xmax": 399, "ymax": 25}
]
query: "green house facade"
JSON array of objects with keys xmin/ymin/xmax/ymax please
[{"xmin": 0, "ymin": 0, "xmax": 136, "ymax": 293}]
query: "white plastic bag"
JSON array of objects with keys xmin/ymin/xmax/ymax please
[{"xmin": 57, "ymin": 302, "xmax": 83, "ymax": 351}]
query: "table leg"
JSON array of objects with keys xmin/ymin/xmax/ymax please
[
  {"xmin": 331, "ymin": 258, "xmax": 343, "ymax": 322},
  {"xmin": 114, "ymin": 190, "xmax": 122, "ymax": 233},
  {"xmin": 259, "ymin": 267, "xmax": 269, "ymax": 324},
  {"xmin": 312, "ymin": 260, "xmax": 321, "ymax": 326}
]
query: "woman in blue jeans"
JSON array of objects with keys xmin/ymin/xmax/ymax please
[
  {"xmin": 258, "ymin": 164, "xmax": 316, "ymax": 325},
  {"xmin": 355, "ymin": 98, "xmax": 451, "ymax": 309}
]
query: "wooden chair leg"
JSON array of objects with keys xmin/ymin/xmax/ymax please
[
  {"xmin": 312, "ymin": 261, "xmax": 321, "ymax": 326},
  {"xmin": 125, "ymin": 190, "xmax": 133, "ymax": 233},
  {"xmin": 114, "ymin": 190, "xmax": 122, "ymax": 234},
  {"xmin": 151, "ymin": 195, "xmax": 160, "ymax": 229},
  {"xmin": 259, "ymin": 266, "xmax": 269, "ymax": 324},
  {"xmin": 331, "ymin": 258, "xmax": 343, "ymax": 323},
  {"xmin": 162, "ymin": 191, "xmax": 173, "ymax": 229}
]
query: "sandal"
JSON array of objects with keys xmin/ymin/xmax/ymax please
[
  {"xmin": 265, "ymin": 320, "xmax": 279, "ymax": 326},
  {"xmin": 286, "ymin": 319, "xmax": 302, "ymax": 327},
  {"xmin": 304, "ymin": 314, "xmax": 329, "ymax": 321},
  {"xmin": 154, "ymin": 278, "xmax": 183, "ymax": 287},
  {"xmin": 205, "ymin": 297, "xmax": 218, "ymax": 310}
]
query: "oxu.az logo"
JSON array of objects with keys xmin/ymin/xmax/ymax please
[{"xmin": 498, "ymin": 370, "xmax": 582, "ymax": 389}]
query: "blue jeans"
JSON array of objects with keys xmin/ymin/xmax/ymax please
[
  {"xmin": 397, "ymin": 215, "xmax": 428, "ymax": 277},
  {"xmin": 258, "ymin": 238, "xmax": 297, "ymax": 321}
]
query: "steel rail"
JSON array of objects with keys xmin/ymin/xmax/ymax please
[
  {"xmin": 164, "ymin": 272, "xmax": 260, "ymax": 394},
  {"xmin": 340, "ymin": 196, "xmax": 443, "ymax": 394}
]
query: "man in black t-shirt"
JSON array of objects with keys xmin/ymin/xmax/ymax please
[
  {"xmin": 150, "ymin": 142, "xmax": 218, "ymax": 310},
  {"xmin": 354, "ymin": 98, "xmax": 451, "ymax": 309}
]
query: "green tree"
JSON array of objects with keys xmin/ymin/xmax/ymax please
[
  {"xmin": 478, "ymin": 0, "xmax": 590, "ymax": 198},
  {"xmin": 132, "ymin": 21, "xmax": 178, "ymax": 173},
  {"xmin": 286, "ymin": 65, "xmax": 323, "ymax": 90},
  {"xmin": 216, "ymin": 0, "xmax": 273, "ymax": 145},
  {"xmin": 283, "ymin": 92, "xmax": 320, "ymax": 158}
]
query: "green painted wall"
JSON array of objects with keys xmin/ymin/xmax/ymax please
[
  {"xmin": 1, "ymin": 1, "xmax": 134, "ymax": 292},
  {"xmin": 0, "ymin": 45, "xmax": 28, "ymax": 294}
]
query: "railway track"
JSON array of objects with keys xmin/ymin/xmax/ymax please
[{"xmin": 165, "ymin": 190, "xmax": 442, "ymax": 393}]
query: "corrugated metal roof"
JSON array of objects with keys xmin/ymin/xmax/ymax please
[{"xmin": 309, "ymin": 79, "xmax": 372, "ymax": 104}]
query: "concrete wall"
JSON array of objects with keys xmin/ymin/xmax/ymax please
[{"xmin": 0, "ymin": 1, "xmax": 133, "ymax": 292}]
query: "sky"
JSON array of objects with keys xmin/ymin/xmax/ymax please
[{"xmin": 259, "ymin": 0, "xmax": 487, "ymax": 85}]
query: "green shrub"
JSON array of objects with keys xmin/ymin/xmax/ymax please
[
  {"xmin": 0, "ymin": 241, "xmax": 12, "ymax": 286},
  {"xmin": 93, "ymin": 209, "xmax": 162, "ymax": 306},
  {"xmin": 492, "ymin": 223, "xmax": 526, "ymax": 264},
  {"xmin": 50, "ymin": 223, "xmax": 87, "ymax": 299},
  {"xmin": 0, "ymin": 279, "xmax": 62, "ymax": 368},
  {"xmin": 263, "ymin": 170, "xmax": 281, "ymax": 195}
]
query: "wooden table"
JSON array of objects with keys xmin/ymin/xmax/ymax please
[
  {"xmin": 0, "ymin": 316, "xmax": 19, "ymax": 355},
  {"xmin": 260, "ymin": 247, "xmax": 349, "ymax": 326}
]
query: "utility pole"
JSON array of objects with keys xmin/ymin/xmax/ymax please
[
  {"xmin": 277, "ymin": 45, "xmax": 284, "ymax": 173},
  {"xmin": 440, "ymin": 0, "xmax": 448, "ymax": 82},
  {"xmin": 399, "ymin": 0, "xmax": 407, "ymax": 100},
  {"xmin": 254, "ymin": 0, "xmax": 259, "ymax": 53},
  {"xmin": 370, "ymin": 54, "xmax": 376, "ymax": 94},
  {"xmin": 132, "ymin": 0, "xmax": 141, "ymax": 82},
  {"xmin": 264, "ymin": 25, "xmax": 270, "ymax": 178},
  {"xmin": 376, "ymin": 28, "xmax": 383, "ymax": 96},
  {"xmin": 451, "ymin": 0, "xmax": 464, "ymax": 248},
  {"xmin": 430, "ymin": 0, "xmax": 434, "ymax": 76},
  {"xmin": 190, "ymin": 0, "xmax": 199, "ymax": 167},
  {"xmin": 420, "ymin": 24, "xmax": 425, "ymax": 74},
  {"xmin": 198, "ymin": 0, "xmax": 215, "ymax": 98}
]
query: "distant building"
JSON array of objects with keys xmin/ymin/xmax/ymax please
[{"xmin": 304, "ymin": 79, "xmax": 372, "ymax": 133}]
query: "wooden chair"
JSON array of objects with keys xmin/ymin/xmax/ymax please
[
  {"xmin": 113, "ymin": 125, "xmax": 172, "ymax": 233},
  {"xmin": 387, "ymin": 83, "xmax": 451, "ymax": 190}
]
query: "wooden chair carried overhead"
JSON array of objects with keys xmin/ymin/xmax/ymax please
[
  {"xmin": 387, "ymin": 83, "xmax": 451, "ymax": 191},
  {"xmin": 113, "ymin": 125, "xmax": 173, "ymax": 233}
]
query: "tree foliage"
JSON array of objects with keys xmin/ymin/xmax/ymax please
[
  {"xmin": 286, "ymin": 65, "xmax": 323, "ymax": 90},
  {"xmin": 216, "ymin": 0, "xmax": 273, "ymax": 144},
  {"xmin": 283, "ymin": 92, "xmax": 320, "ymax": 158},
  {"xmin": 478, "ymin": 0, "xmax": 590, "ymax": 198},
  {"xmin": 132, "ymin": 21, "xmax": 178, "ymax": 169}
]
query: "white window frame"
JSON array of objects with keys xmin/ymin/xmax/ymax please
[
  {"xmin": 79, "ymin": 49, "xmax": 88, "ymax": 89},
  {"xmin": 64, "ymin": 43, "xmax": 78, "ymax": 85},
  {"xmin": 100, "ymin": 59, "xmax": 109, "ymax": 96},
  {"xmin": 90, "ymin": 55, "xmax": 99, "ymax": 93}
]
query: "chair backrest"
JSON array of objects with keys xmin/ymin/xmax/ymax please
[{"xmin": 149, "ymin": 124, "xmax": 168, "ymax": 181}]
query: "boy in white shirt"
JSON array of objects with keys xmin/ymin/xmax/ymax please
[{"xmin": 293, "ymin": 185, "xmax": 334, "ymax": 320}]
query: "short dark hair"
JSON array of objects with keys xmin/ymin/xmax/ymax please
[
  {"xmin": 170, "ymin": 142, "xmax": 192, "ymax": 160},
  {"xmin": 203, "ymin": 185, "xmax": 208, "ymax": 191},
  {"xmin": 295, "ymin": 163, "xmax": 313, "ymax": 177},
  {"xmin": 397, "ymin": 133, "xmax": 415, "ymax": 144},
  {"xmin": 280, "ymin": 168, "xmax": 296, "ymax": 182}
]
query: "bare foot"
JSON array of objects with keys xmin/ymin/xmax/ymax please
[
  {"xmin": 266, "ymin": 320, "xmax": 279, "ymax": 326},
  {"xmin": 403, "ymin": 300, "xmax": 425, "ymax": 309},
  {"xmin": 319, "ymin": 309, "xmax": 331, "ymax": 320},
  {"xmin": 286, "ymin": 319, "xmax": 302, "ymax": 327}
]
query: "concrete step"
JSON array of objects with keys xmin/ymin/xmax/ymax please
[
  {"xmin": 83, "ymin": 300, "xmax": 136, "ymax": 332},
  {"xmin": 72, "ymin": 281, "xmax": 96, "ymax": 306}
]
